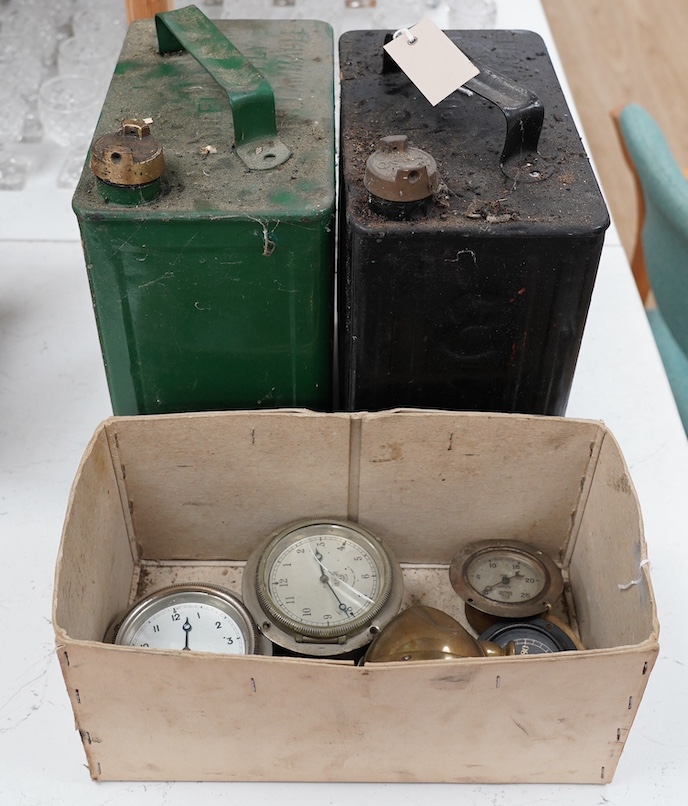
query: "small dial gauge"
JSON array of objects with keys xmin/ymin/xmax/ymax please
[
  {"xmin": 478, "ymin": 616, "xmax": 582, "ymax": 655},
  {"xmin": 110, "ymin": 584, "xmax": 268, "ymax": 655},
  {"xmin": 449, "ymin": 540, "xmax": 564, "ymax": 618},
  {"xmin": 242, "ymin": 519, "xmax": 404, "ymax": 656}
]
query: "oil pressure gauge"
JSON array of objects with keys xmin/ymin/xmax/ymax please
[
  {"xmin": 242, "ymin": 519, "xmax": 404, "ymax": 657},
  {"xmin": 478, "ymin": 614, "xmax": 584, "ymax": 655},
  {"xmin": 449, "ymin": 539, "xmax": 564, "ymax": 619},
  {"xmin": 109, "ymin": 583, "xmax": 269, "ymax": 655}
]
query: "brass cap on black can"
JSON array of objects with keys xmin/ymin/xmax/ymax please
[{"xmin": 364, "ymin": 134, "xmax": 439, "ymax": 202}]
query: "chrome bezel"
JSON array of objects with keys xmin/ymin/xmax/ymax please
[
  {"xmin": 110, "ymin": 583, "xmax": 269, "ymax": 655},
  {"xmin": 243, "ymin": 518, "xmax": 404, "ymax": 657}
]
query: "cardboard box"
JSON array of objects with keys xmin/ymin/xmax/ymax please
[{"xmin": 53, "ymin": 410, "xmax": 658, "ymax": 783}]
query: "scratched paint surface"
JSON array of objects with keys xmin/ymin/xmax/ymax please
[
  {"xmin": 337, "ymin": 29, "xmax": 609, "ymax": 415},
  {"xmin": 74, "ymin": 19, "xmax": 334, "ymax": 217},
  {"xmin": 73, "ymin": 19, "xmax": 335, "ymax": 415}
]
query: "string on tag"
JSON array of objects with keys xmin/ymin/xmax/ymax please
[
  {"xmin": 384, "ymin": 17, "xmax": 480, "ymax": 106},
  {"xmin": 618, "ymin": 558, "xmax": 650, "ymax": 590},
  {"xmin": 392, "ymin": 27, "xmax": 418, "ymax": 45}
]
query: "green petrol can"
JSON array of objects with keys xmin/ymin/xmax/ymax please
[{"xmin": 73, "ymin": 6, "xmax": 335, "ymax": 415}]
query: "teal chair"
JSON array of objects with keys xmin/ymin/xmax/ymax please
[{"xmin": 617, "ymin": 103, "xmax": 688, "ymax": 435}]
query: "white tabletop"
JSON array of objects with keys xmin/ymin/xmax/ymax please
[{"xmin": 2, "ymin": 2, "xmax": 687, "ymax": 804}]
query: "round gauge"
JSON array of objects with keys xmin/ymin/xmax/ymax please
[
  {"xmin": 478, "ymin": 615, "xmax": 582, "ymax": 655},
  {"xmin": 449, "ymin": 539, "xmax": 564, "ymax": 618},
  {"xmin": 111, "ymin": 584, "xmax": 268, "ymax": 655},
  {"xmin": 242, "ymin": 519, "xmax": 404, "ymax": 656}
]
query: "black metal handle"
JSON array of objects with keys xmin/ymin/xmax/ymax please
[
  {"xmin": 382, "ymin": 36, "xmax": 545, "ymax": 181},
  {"xmin": 463, "ymin": 57, "xmax": 543, "ymax": 174}
]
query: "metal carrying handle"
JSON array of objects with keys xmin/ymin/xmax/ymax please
[
  {"xmin": 155, "ymin": 5, "xmax": 291, "ymax": 170},
  {"xmin": 463, "ymin": 57, "xmax": 544, "ymax": 181},
  {"xmin": 382, "ymin": 37, "xmax": 545, "ymax": 181}
]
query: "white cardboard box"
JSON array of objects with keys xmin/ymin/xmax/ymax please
[{"xmin": 53, "ymin": 409, "xmax": 658, "ymax": 783}]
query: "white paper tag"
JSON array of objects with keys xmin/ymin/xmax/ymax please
[{"xmin": 383, "ymin": 18, "xmax": 480, "ymax": 107}]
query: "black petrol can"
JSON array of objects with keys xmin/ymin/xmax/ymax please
[{"xmin": 338, "ymin": 30, "xmax": 610, "ymax": 415}]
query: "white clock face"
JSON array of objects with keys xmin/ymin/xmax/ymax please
[
  {"xmin": 114, "ymin": 586, "xmax": 256, "ymax": 655},
  {"xmin": 265, "ymin": 531, "xmax": 384, "ymax": 631},
  {"xmin": 127, "ymin": 601, "xmax": 248, "ymax": 654}
]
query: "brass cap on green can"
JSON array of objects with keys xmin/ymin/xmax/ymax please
[{"xmin": 90, "ymin": 119, "xmax": 165, "ymax": 187}]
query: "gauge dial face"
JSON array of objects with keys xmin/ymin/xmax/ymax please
[
  {"xmin": 113, "ymin": 585, "xmax": 257, "ymax": 655},
  {"xmin": 258, "ymin": 522, "xmax": 392, "ymax": 638},
  {"xmin": 479, "ymin": 617, "xmax": 580, "ymax": 655},
  {"xmin": 465, "ymin": 550, "xmax": 545, "ymax": 604},
  {"xmin": 243, "ymin": 519, "xmax": 404, "ymax": 655},
  {"xmin": 450, "ymin": 540, "xmax": 564, "ymax": 618},
  {"xmin": 263, "ymin": 530, "xmax": 387, "ymax": 635}
]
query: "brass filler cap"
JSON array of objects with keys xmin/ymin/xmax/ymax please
[
  {"xmin": 91, "ymin": 119, "xmax": 165, "ymax": 186},
  {"xmin": 364, "ymin": 134, "xmax": 439, "ymax": 202}
]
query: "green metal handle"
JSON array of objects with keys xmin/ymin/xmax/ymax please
[{"xmin": 155, "ymin": 5, "xmax": 290, "ymax": 170}]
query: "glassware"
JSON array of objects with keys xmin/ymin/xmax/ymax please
[
  {"xmin": 217, "ymin": 1, "xmax": 497, "ymax": 35},
  {"xmin": 1, "ymin": 1, "xmax": 60, "ymax": 70},
  {"xmin": 37, "ymin": 74, "xmax": 101, "ymax": 188},
  {"xmin": 221, "ymin": 0, "xmax": 301, "ymax": 20},
  {"xmin": 58, "ymin": 35, "xmax": 118, "ymax": 99},
  {"xmin": 0, "ymin": 80, "xmax": 30, "ymax": 190},
  {"xmin": 0, "ymin": 35, "xmax": 43, "ymax": 143},
  {"xmin": 219, "ymin": 0, "xmax": 386, "ymax": 38},
  {"xmin": 72, "ymin": 3, "xmax": 127, "ymax": 44},
  {"xmin": 447, "ymin": 0, "xmax": 497, "ymax": 28},
  {"xmin": 50, "ymin": 0, "xmax": 77, "ymax": 29}
]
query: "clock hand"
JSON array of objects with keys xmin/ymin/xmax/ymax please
[
  {"xmin": 311, "ymin": 547, "xmax": 376, "ymax": 606},
  {"xmin": 313, "ymin": 547, "xmax": 374, "ymax": 603},
  {"xmin": 483, "ymin": 570, "xmax": 526, "ymax": 594},
  {"xmin": 322, "ymin": 573, "xmax": 352, "ymax": 615},
  {"xmin": 312, "ymin": 548, "xmax": 354, "ymax": 615},
  {"xmin": 330, "ymin": 571, "xmax": 375, "ymax": 604},
  {"xmin": 312, "ymin": 546, "xmax": 331, "ymax": 586},
  {"xmin": 182, "ymin": 616, "xmax": 192, "ymax": 650}
]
